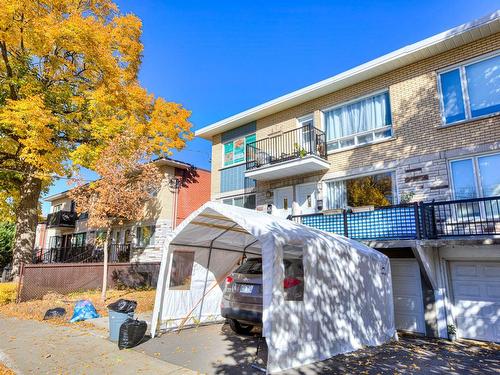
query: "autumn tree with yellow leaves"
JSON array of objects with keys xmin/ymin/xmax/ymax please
[
  {"xmin": 0, "ymin": 0, "xmax": 192, "ymax": 277},
  {"xmin": 69, "ymin": 134, "xmax": 163, "ymax": 300}
]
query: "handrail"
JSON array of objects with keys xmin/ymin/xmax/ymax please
[{"xmin": 32, "ymin": 244, "xmax": 131, "ymax": 264}]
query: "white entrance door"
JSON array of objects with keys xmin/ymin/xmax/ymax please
[
  {"xmin": 449, "ymin": 261, "xmax": 500, "ymax": 342},
  {"xmin": 296, "ymin": 183, "xmax": 317, "ymax": 215},
  {"xmin": 390, "ymin": 259, "xmax": 426, "ymax": 333},
  {"xmin": 274, "ymin": 187, "xmax": 293, "ymax": 218}
]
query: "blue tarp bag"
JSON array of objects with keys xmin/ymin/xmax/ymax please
[{"xmin": 70, "ymin": 300, "xmax": 101, "ymax": 322}]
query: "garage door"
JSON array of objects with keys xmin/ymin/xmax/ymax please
[
  {"xmin": 390, "ymin": 259, "xmax": 425, "ymax": 333},
  {"xmin": 449, "ymin": 261, "xmax": 500, "ymax": 342}
]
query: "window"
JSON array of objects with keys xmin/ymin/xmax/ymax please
[
  {"xmin": 71, "ymin": 232, "xmax": 87, "ymax": 247},
  {"xmin": 222, "ymin": 194, "xmax": 256, "ymax": 209},
  {"xmin": 439, "ymin": 53, "xmax": 500, "ymax": 124},
  {"xmin": 49, "ymin": 236, "xmax": 61, "ymax": 248},
  {"xmin": 325, "ymin": 172, "xmax": 394, "ymax": 209},
  {"xmin": 136, "ymin": 225, "xmax": 156, "ymax": 247},
  {"xmin": 282, "ymin": 245, "xmax": 304, "ymax": 302},
  {"xmin": 450, "ymin": 153, "xmax": 500, "ymax": 198},
  {"xmin": 169, "ymin": 251, "xmax": 195, "ymax": 290},
  {"xmin": 323, "ymin": 91, "xmax": 392, "ymax": 151},
  {"xmin": 223, "ymin": 133, "xmax": 256, "ymax": 167},
  {"xmin": 52, "ymin": 204, "xmax": 62, "ymax": 213},
  {"xmin": 234, "ymin": 258, "xmax": 262, "ymax": 274}
]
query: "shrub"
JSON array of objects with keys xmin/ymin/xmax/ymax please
[
  {"xmin": 0, "ymin": 282, "xmax": 17, "ymax": 304},
  {"xmin": 0, "ymin": 223, "xmax": 15, "ymax": 270}
]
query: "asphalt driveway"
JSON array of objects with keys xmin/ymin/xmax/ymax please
[
  {"xmin": 283, "ymin": 333, "xmax": 500, "ymax": 375},
  {"xmin": 138, "ymin": 324, "xmax": 500, "ymax": 375}
]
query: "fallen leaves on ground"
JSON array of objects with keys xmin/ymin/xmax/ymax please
[
  {"xmin": 0, "ymin": 283, "xmax": 17, "ymax": 305},
  {"xmin": 0, "ymin": 288, "xmax": 156, "ymax": 327},
  {"xmin": 0, "ymin": 362, "xmax": 15, "ymax": 375}
]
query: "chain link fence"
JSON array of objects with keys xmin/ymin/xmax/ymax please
[{"xmin": 17, "ymin": 262, "xmax": 160, "ymax": 302}]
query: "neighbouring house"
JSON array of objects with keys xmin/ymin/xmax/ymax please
[
  {"xmin": 36, "ymin": 157, "xmax": 211, "ymax": 264},
  {"xmin": 195, "ymin": 12, "xmax": 500, "ymax": 343}
]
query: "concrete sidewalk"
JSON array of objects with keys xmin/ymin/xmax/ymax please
[{"xmin": 0, "ymin": 316, "xmax": 195, "ymax": 375}]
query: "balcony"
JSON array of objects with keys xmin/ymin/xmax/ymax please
[
  {"xmin": 46, "ymin": 210, "xmax": 77, "ymax": 228},
  {"xmin": 291, "ymin": 196, "xmax": 500, "ymax": 241},
  {"xmin": 32, "ymin": 244, "xmax": 131, "ymax": 264},
  {"xmin": 245, "ymin": 124, "xmax": 329, "ymax": 181}
]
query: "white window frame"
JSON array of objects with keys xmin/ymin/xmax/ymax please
[
  {"xmin": 52, "ymin": 204, "xmax": 62, "ymax": 213},
  {"xmin": 437, "ymin": 50, "xmax": 500, "ymax": 126},
  {"xmin": 323, "ymin": 170, "xmax": 396, "ymax": 210},
  {"xmin": 221, "ymin": 133, "xmax": 256, "ymax": 169},
  {"xmin": 448, "ymin": 151, "xmax": 500, "ymax": 200},
  {"xmin": 136, "ymin": 225, "xmax": 156, "ymax": 248},
  {"xmin": 320, "ymin": 89, "xmax": 393, "ymax": 153},
  {"xmin": 297, "ymin": 114, "xmax": 314, "ymax": 128},
  {"xmin": 222, "ymin": 193, "xmax": 256, "ymax": 209}
]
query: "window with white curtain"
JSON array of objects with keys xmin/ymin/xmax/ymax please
[
  {"xmin": 438, "ymin": 53, "xmax": 500, "ymax": 124},
  {"xmin": 323, "ymin": 91, "xmax": 392, "ymax": 152},
  {"xmin": 325, "ymin": 172, "xmax": 394, "ymax": 209}
]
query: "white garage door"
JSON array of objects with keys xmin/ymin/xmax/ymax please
[
  {"xmin": 390, "ymin": 259, "xmax": 426, "ymax": 333},
  {"xmin": 450, "ymin": 261, "xmax": 500, "ymax": 342}
]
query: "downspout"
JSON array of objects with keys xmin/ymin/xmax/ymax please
[{"xmin": 172, "ymin": 176, "xmax": 181, "ymax": 230}]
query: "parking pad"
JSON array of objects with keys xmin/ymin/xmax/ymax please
[{"xmin": 135, "ymin": 323, "xmax": 267, "ymax": 374}]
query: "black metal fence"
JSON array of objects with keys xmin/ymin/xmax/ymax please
[
  {"xmin": 291, "ymin": 196, "xmax": 500, "ymax": 240},
  {"xmin": 426, "ymin": 196, "xmax": 500, "ymax": 237},
  {"xmin": 32, "ymin": 244, "xmax": 131, "ymax": 264},
  {"xmin": 246, "ymin": 124, "xmax": 327, "ymax": 171}
]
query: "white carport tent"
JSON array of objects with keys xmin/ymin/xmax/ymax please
[{"xmin": 151, "ymin": 202, "xmax": 396, "ymax": 373}]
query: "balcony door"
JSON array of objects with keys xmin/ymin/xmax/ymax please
[
  {"xmin": 297, "ymin": 114, "xmax": 314, "ymax": 155},
  {"xmin": 274, "ymin": 186, "xmax": 293, "ymax": 218}
]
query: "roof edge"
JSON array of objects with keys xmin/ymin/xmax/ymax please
[{"xmin": 195, "ymin": 10, "xmax": 500, "ymax": 139}]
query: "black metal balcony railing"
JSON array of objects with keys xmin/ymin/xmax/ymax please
[
  {"xmin": 32, "ymin": 244, "xmax": 131, "ymax": 264},
  {"xmin": 291, "ymin": 196, "xmax": 500, "ymax": 240},
  {"xmin": 427, "ymin": 196, "xmax": 500, "ymax": 237},
  {"xmin": 46, "ymin": 210, "xmax": 78, "ymax": 228},
  {"xmin": 246, "ymin": 124, "xmax": 327, "ymax": 171}
]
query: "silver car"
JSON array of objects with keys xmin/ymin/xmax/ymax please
[
  {"xmin": 221, "ymin": 256, "xmax": 304, "ymax": 334},
  {"xmin": 222, "ymin": 257, "xmax": 263, "ymax": 334}
]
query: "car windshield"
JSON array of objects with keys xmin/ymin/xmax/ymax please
[{"xmin": 234, "ymin": 258, "xmax": 262, "ymax": 274}]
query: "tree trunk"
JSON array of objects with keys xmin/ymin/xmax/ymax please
[
  {"xmin": 101, "ymin": 227, "xmax": 112, "ymax": 302},
  {"xmin": 11, "ymin": 174, "xmax": 42, "ymax": 279}
]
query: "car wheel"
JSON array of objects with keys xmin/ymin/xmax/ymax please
[{"xmin": 228, "ymin": 319, "xmax": 253, "ymax": 334}]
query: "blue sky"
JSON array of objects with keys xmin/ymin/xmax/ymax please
[{"xmin": 41, "ymin": 0, "xmax": 499, "ymax": 215}]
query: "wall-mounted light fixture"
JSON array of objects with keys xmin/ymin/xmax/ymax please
[
  {"xmin": 317, "ymin": 199, "xmax": 323, "ymax": 211},
  {"xmin": 266, "ymin": 204, "xmax": 273, "ymax": 214}
]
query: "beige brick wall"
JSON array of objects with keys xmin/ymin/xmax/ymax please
[
  {"xmin": 256, "ymin": 33, "xmax": 500, "ymax": 171},
  {"xmin": 212, "ymin": 33, "xmax": 500, "ymax": 204},
  {"xmin": 143, "ymin": 164, "xmax": 176, "ymax": 222},
  {"xmin": 211, "ymin": 134, "xmax": 222, "ymax": 198}
]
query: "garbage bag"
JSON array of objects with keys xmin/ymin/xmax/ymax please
[
  {"xmin": 43, "ymin": 307, "xmax": 66, "ymax": 320},
  {"xmin": 70, "ymin": 300, "xmax": 101, "ymax": 323},
  {"xmin": 107, "ymin": 299, "xmax": 137, "ymax": 314},
  {"xmin": 118, "ymin": 318, "xmax": 147, "ymax": 350}
]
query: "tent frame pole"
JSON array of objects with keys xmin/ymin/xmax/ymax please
[
  {"xmin": 198, "ymin": 224, "xmax": 238, "ymax": 322},
  {"xmin": 242, "ymin": 239, "xmax": 259, "ymax": 262},
  {"xmin": 169, "ymin": 242, "xmax": 260, "ymax": 256}
]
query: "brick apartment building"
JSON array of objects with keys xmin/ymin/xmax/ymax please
[
  {"xmin": 37, "ymin": 158, "xmax": 211, "ymax": 263},
  {"xmin": 196, "ymin": 12, "xmax": 500, "ymax": 342}
]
